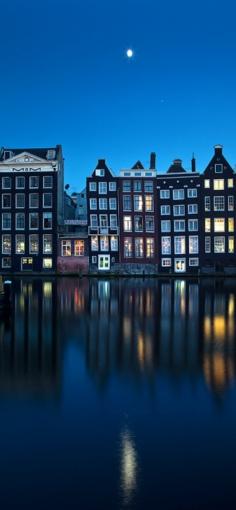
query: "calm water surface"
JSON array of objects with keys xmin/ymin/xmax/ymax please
[{"xmin": 0, "ymin": 277, "xmax": 236, "ymax": 509}]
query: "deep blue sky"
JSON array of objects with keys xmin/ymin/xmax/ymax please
[{"xmin": 0, "ymin": 0, "xmax": 236, "ymax": 191}]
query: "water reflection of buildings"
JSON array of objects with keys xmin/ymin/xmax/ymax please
[
  {"xmin": 0, "ymin": 279, "xmax": 60, "ymax": 396},
  {"xmin": 120, "ymin": 427, "xmax": 138, "ymax": 507}
]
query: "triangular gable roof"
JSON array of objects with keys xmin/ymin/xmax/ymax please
[
  {"xmin": 132, "ymin": 160, "xmax": 144, "ymax": 170},
  {"xmin": 2, "ymin": 151, "xmax": 49, "ymax": 164}
]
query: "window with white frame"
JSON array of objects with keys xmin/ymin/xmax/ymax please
[
  {"xmin": 91, "ymin": 235, "xmax": 98, "ymax": 251},
  {"xmin": 214, "ymin": 236, "xmax": 225, "ymax": 253},
  {"xmin": 2, "ymin": 234, "xmax": 11, "ymax": 254},
  {"xmin": 205, "ymin": 196, "xmax": 211, "ymax": 211},
  {"xmin": 43, "ymin": 193, "xmax": 52, "ymax": 207},
  {"xmin": 99, "ymin": 198, "xmax": 107, "ymax": 209},
  {"xmin": 174, "ymin": 220, "xmax": 185, "ymax": 232},
  {"xmin": 173, "ymin": 205, "xmax": 185, "ymax": 216},
  {"xmin": 204, "ymin": 179, "xmax": 210, "ymax": 188},
  {"xmin": 29, "ymin": 193, "xmax": 39, "ymax": 208},
  {"xmin": 160, "ymin": 189, "xmax": 170, "ymax": 199},
  {"xmin": 205, "ymin": 236, "xmax": 211, "ymax": 253},
  {"xmin": 187, "ymin": 188, "xmax": 197, "ymax": 198},
  {"xmin": 162, "ymin": 258, "xmax": 171, "ymax": 267},
  {"xmin": 123, "ymin": 181, "xmax": 131, "ymax": 192},
  {"xmin": 134, "ymin": 216, "xmax": 143, "ymax": 232},
  {"xmin": 188, "ymin": 204, "xmax": 198, "ymax": 214},
  {"xmin": 215, "ymin": 164, "xmax": 223, "ymax": 173},
  {"xmin": 205, "ymin": 218, "xmax": 211, "ymax": 232},
  {"xmin": 123, "ymin": 216, "xmax": 132, "ymax": 232},
  {"xmin": 109, "ymin": 182, "xmax": 116, "ymax": 192},
  {"xmin": 145, "ymin": 195, "xmax": 154, "ymax": 211},
  {"xmin": 228, "ymin": 196, "xmax": 234, "ymax": 211},
  {"xmin": 74, "ymin": 240, "xmax": 84, "ymax": 256},
  {"xmin": 29, "ymin": 234, "xmax": 39, "ymax": 254},
  {"xmin": 43, "ymin": 258, "xmax": 53, "ymax": 269},
  {"xmin": 89, "ymin": 182, "xmax": 97, "ymax": 192},
  {"xmin": 214, "ymin": 218, "xmax": 225, "ymax": 232},
  {"xmin": 144, "ymin": 181, "xmax": 153, "ymax": 192},
  {"xmin": 92, "ymin": 256, "xmax": 97, "ymax": 263},
  {"xmin": 100, "ymin": 236, "xmax": 109, "ymax": 251},
  {"xmin": 174, "ymin": 236, "xmax": 185, "ymax": 255},
  {"xmin": 124, "ymin": 238, "xmax": 132, "ymax": 257},
  {"xmin": 16, "ymin": 176, "xmax": 25, "ymax": 189},
  {"xmin": 110, "ymin": 236, "xmax": 118, "ymax": 251},
  {"xmin": 123, "ymin": 195, "xmax": 131, "ymax": 211},
  {"xmin": 189, "ymin": 258, "xmax": 199, "ymax": 266},
  {"xmin": 161, "ymin": 236, "xmax": 171, "ymax": 255},
  {"xmin": 43, "ymin": 176, "xmax": 53, "ymax": 188},
  {"xmin": 61, "ymin": 240, "xmax": 71, "ymax": 256},
  {"xmin": 189, "ymin": 235, "xmax": 199, "ymax": 254},
  {"xmin": 2, "ymin": 257, "xmax": 11, "ymax": 268},
  {"xmin": 214, "ymin": 196, "xmax": 225, "ymax": 211},
  {"xmin": 90, "ymin": 214, "xmax": 98, "ymax": 227},
  {"xmin": 2, "ymin": 213, "xmax": 11, "ymax": 230},
  {"xmin": 15, "ymin": 193, "xmax": 25, "ymax": 208},
  {"xmin": 99, "ymin": 182, "xmax": 107, "ymax": 194},
  {"xmin": 109, "ymin": 197, "xmax": 117, "ymax": 210},
  {"xmin": 173, "ymin": 189, "xmax": 184, "ymax": 200},
  {"xmin": 99, "ymin": 214, "xmax": 108, "ymax": 227},
  {"xmin": 29, "ymin": 176, "xmax": 39, "ymax": 189},
  {"xmin": 228, "ymin": 218, "xmax": 234, "ymax": 232},
  {"xmin": 15, "ymin": 234, "xmax": 25, "ymax": 254},
  {"xmin": 146, "ymin": 238, "xmax": 154, "ymax": 258},
  {"xmin": 161, "ymin": 220, "xmax": 171, "ymax": 232},
  {"xmin": 214, "ymin": 179, "xmax": 224, "ymax": 190},
  {"xmin": 133, "ymin": 180, "xmax": 142, "ymax": 192},
  {"xmin": 161, "ymin": 205, "xmax": 170, "ymax": 215},
  {"xmin": 43, "ymin": 212, "xmax": 52, "ymax": 229},
  {"xmin": 134, "ymin": 195, "xmax": 143, "ymax": 211},
  {"xmin": 145, "ymin": 216, "xmax": 154, "ymax": 232},
  {"xmin": 2, "ymin": 194, "xmax": 11, "ymax": 208},
  {"xmin": 90, "ymin": 198, "xmax": 97, "ymax": 210},
  {"xmin": 135, "ymin": 238, "xmax": 144, "ymax": 257},
  {"xmin": 95, "ymin": 169, "xmax": 105, "ymax": 177},
  {"xmin": 110, "ymin": 214, "xmax": 117, "ymax": 228},
  {"xmin": 43, "ymin": 234, "xmax": 52, "ymax": 254},
  {"xmin": 29, "ymin": 212, "xmax": 39, "ymax": 229},
  {"xmin": 188, "ymin": 219, "xmax": 198, "ymax": 231},
  {"xmin": 2, "ymin": 176, "xmax": 11, "ymax": 189},
  {"xmin": 15, "ymin": 213, "xmax": 25, "ymax": 230}
]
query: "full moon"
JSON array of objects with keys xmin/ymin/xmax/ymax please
[{"xmin": 126, "ymin": 49, "xmax": 134, "ymax": 58}]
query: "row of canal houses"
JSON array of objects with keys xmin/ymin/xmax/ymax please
[{"xmin": 0, "ymin": 144, "xmax": 235, "ymax": 274}]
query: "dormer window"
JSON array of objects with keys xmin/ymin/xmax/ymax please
[
  {"xmin": 46, "ymin": 149, "xmax": 56, "ymax": 160},
  {"xmin": 3, "ymin": 151, "xmax": 13, "ymax": 160},
  {"xmin": 95, "ymin": 169, "xmax": 105, "ymax": 177},
  {"xmin": 215, "ymin": 164, "xmax": 223, "ymax": 173}
]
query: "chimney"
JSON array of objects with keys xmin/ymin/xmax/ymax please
[
  {"xmin": 191, "ymin": 153, "xmax": 196, "ymax": 172},
  {"xmin": 97, "ymin": 158, "xmax": 106, "ymax": 168},
  {"xmin": 150, "ymin": 152, "xmax": 156, "ymax": 170},
  {"xmin": 173, "ymin": 159, "xmax": 182, "ymax": 166},
  {"xmin": 214, "ymin": 144, "xmax": 223, "ymax": 156}
]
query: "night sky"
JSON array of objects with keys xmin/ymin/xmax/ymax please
[{"xmin": 0, "ymin": 0, "xmax": 236, "ymax": 192}]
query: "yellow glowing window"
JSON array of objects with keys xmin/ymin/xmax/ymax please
[
  {"xmin": 204, "ymin": 179, "xmax": 210, "ymax": 188},
  {"xmin": 214, "ymin": 218, "xmax": 225, "ymax": 232},
  {"xmin": 43, "ymin": 258, "xmax": 53, "ymax": 269},
  {"xmin": 213, "ymin": 179, "xmax": 224, "ymax": 190},
  {"xmin": 205, "ymin": 218, "xmax": 211, "ymax": 232},
  {"xmin": 228, "ymin": 218, "xmax": 234, "ymax": 232},
  {"xmin": 229, "ymin": 237, "xmax": 234, "ymax": 253},
  {"xmin": 228, "ymin": 178, "xmax": 234, "ymax": 188}
]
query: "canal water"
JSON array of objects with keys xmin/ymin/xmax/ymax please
[{"xmin": 0, "ymin": 278, "xmax": 236, "ymax": 509}]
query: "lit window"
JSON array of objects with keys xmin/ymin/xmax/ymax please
[
  {"xmin": 2, "ymin": 235, "xmax": 11, "ymax": 254},
  {"xmin": 134, "ymin": 195, "xmax": 143, "ymax": 211},
  {"xmin": 229, "ymin": 237, "xmax": 234, "ymax": 253},
  {"xmin": 214, "ymin": 179, "xmax": 224, "ymax": 190},
  {"xmin": 228, "ymin": 196, "xmax": 234, "ymax": 211},
  {"xmin": 74, "ymin": 240, "xmax": 84, "ymax": 256},
  {"xmin": 174, "ymin": 236, "xmax": 185, "ymax": 255},
  {"xmin": 124, "ymin": 238, "xmax": 132, "ymax": 257},
  {"xmin": 91, "ymin": 236, "xmax": 98, "ymax": 251},
  {"xmin": 228, "ymin": 178, "xmax": 234, "ymax": 188},
  {"xmin": 214, "ymin": 196, "xmax": 224, "ymax": 211},
  {"xmin": 204, "ymin": 179, "xmax": 210, "ymax": 188},
  {"xmin": 205, "ymin": 196, "xmax": 210, "ymax": 211},
  {"xmin": 228, "ymin": 218, "xmax": 234, "ymax": 232},
  {"xmin": 214, "ymin": 236, "xmax": 225, "ymax": 253},
  {"xmin": 205, "ymin": 218, "xmax": 211, "ymax": 233},
  {"xmin": 189, "ymin": 235, "xmax": 199, "ymax": 254},
  {"xmin": 205, "ymin": 237, "xmax": 211, "ymax": 253},
  {"xmin": 161, "ymin": 236, "xmax": 171, "ymax": 255},
  {"xmin": 43, "ymin": 258, "xmax": 53, "ymax": 268},
  {"xmin": 43, "ymin": 234, "xmax": 52, "ymax": 254},
  {"xmin": 135, "ymin": 238, "xmax": 144, "ymax": 257},
  {"xmin": 123, "ymin": 216, "xmax": 132, "ymax": 232},
  {"xmin": 145, "ymin": 195, "xmax": 154, "ymax": 212},
  {"xmin": 15, "ymin": 234, "xmax": 25, "ymax": 254},
  {"xmin": 161, "ymin": 220, "xmax": 171, "ymax": 232},
  {"xmin": 146, "ymin": 238, "xmax": 154, "ymax": 258},
  {"xmin": 61, "ymin": 240, "xmax": 71, "ymax": 256},
  {"xmin": 214, "ymin": 218, "xmax": 225, "ymax": 233}
]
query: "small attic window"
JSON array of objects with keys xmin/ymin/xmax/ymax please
[
  {"xmin": 47, "ymin": 149, "xmax": 56, "ymax": 160},
  {"xmin": 215, "ymin": 164, "xmax": 223, "ymax": 173},
  {"xmin": 95, "ymin": 169, "xmax": 105, "ymax": 176},
  {"xmin": 4, "ymin": 151, "xmax": 13, "ymax": 160}
]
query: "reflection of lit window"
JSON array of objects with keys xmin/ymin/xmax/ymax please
[
  {"xmin": 146, "ymin": 238, "xmax": 154, "ymax": 258},
  {"xmin": 214, "ymin": 218, "xmax": 225, "ymax": 232},
  {"xmin": 214, "ymin": 236, "xmax": 225, "ymax": 253},
  {"xmin": 229, "ymin": 237, "xmax": 234, "ymax": 253},
  {"xmin": 214, "ymin": 179, "xmax": 224, "ymax": 190},
  {"xmin": 174, "ymin": 236, "xmax": 185, "ymax": 255},
  {"xmin": 228, "ymin": 218, "xmax": 234, "ymax": 232},
  {"xmin": 204, "ymin": 179, "xmax": 210, "ymax": 188},
  {"xmin": 61, "ymin": 240, "xmax": 71, "ymax": 256},
  {"xmin": 43, "ymin": 258, "xmax": 53, "ymax": 268},
  {"xmin": 120, "ymin": 429, "xmax": 138, "ymax": 506},
  {"xmin": 43, "ymin": 282, "xmax": 52, "ymax": 297},
  {"xmin": 161, "ymin": 236, "xmax": 171, "ymax": 255},
  {"xmin": 205, "ymin": 218, "xmax": 211, "ymax": 232},
  {"xmin": 124, "ymin": 238, "xmax": 132, "ymax": 257}
]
